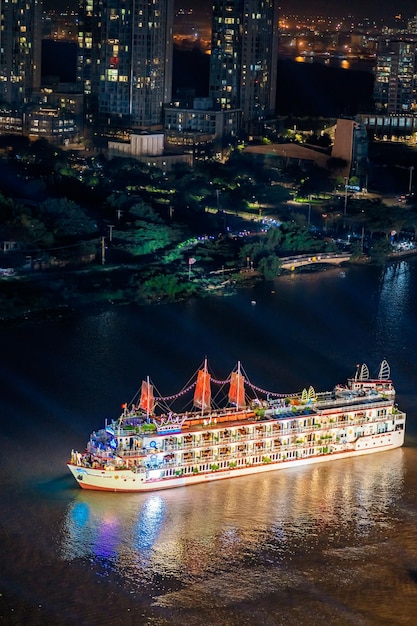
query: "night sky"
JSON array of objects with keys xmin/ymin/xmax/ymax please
[
  {"xmin": 45, "ymin": 0, "xmax": 417, "ymax": 22},
  {"xmin": 280, "ymin": 0, "xmax": 416, "ymax": 19}
]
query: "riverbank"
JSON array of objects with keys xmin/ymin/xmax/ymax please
[
  {"xmin": 3, "ymin": 241, "xmax": 417, "ymax": 326},
  {"xmin": 0, "ymin": 265, "xmax": 258, "ymax": 325}
]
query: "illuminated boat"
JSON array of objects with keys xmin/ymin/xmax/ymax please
[{"xmin": 67, "ymin": 360, "xmax": 406, "ymax": 492}]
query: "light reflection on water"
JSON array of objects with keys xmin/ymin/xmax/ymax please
[
  {"xmin": 61, "ymin": 449, "xmax": 406, "ymax": 605},
  {"xmin": 374, "ymin": 261, "xmax": 412, "ymax": 352},
  {"xmin": 3, "ymin": 258, "xmax": 417, "ymax": 624}
]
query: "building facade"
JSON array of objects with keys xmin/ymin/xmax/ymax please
[
  {"xmin": 209, "ymin": 0, "xmax": 279, "ymax": 135},
  {"xmin": 331, "ymin": 118, "xmax": 368, "ymax": 185},
  {"xmin": 357, "ymin": 112, "xmax": 417, "ymax": 139},
  {"xmin": 0, "ymin": 0, "xmax": 42, "ymax": 106},
  {"xmin": 164, "ymin": 97, "xmax": 242, "ymax": 157},
  {"xmin": 77, "ymin": 0, "xmax": 174, "ymax": 134},
  {"xmin": 374, "ymin": 37, "xmax": 417, "ymax": 114}
]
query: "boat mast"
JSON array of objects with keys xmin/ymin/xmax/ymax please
[
  {"xmin": 237, "ymin": 360, "xmax": 241, "ymax": 411},
  {"xmin": 146, "ymin": 375, "xmax": 151, "ymax": 422},
  {"xmin": 202, "ymin": 357, "xmax": 207, "ymax": 417}
]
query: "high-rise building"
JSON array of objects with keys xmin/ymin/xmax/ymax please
[
  {"xmin": 374, "ymin": 37, "xmax": 417, "ymax": 114},
  {"xmin": 407, "ymin": 12, "xmax": 417, "ymax": 34},
  {"xmin": 0, "ymin": 0, "xmax": 42, "ymax": 106},
  {"xmin": 209, "ymin": 0, "xmax": 279, "ymax": 134},
  {"xmin": 77, "ymin": 0, "xmax": 174, "ymax": 134}
]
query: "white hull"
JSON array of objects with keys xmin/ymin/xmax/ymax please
[
  {"xmin": 68, "ymin": 360, "xmax": 406, "ymax": 493},
  {"xmin": 68, "ymin": 428, "xmax": 405, "ymax": 492}
]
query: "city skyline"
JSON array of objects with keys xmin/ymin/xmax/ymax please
[
  {"xmin": 279, "ymin": 0, "xmax": 416, "ymax": 20},
  {"xmin": 43, "ymin": 1, "xmax": 417, "ymax": 21}
]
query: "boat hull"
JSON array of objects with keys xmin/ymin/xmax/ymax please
[{"xmin": 67, "ymin": 429, "xmax": 405, "ymax": 492}]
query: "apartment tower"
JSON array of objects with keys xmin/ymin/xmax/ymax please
[
  {"xmin": 374, "ymin": 37, "xmax": 417, "ymax": 114},
  {"xmin": 209, "ymin": 0, "xmax": 279, "ymax": 134},
  {"xmin": 0, "ymin": 0, "xmax": 42, "ymax": 106},
  {"xmin": 77, "ymin": 0, "xmax": 174, "ymax": 134}
]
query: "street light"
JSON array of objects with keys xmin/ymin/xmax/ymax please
[
  {"xmin": 344, "ymin": 176, "xmax": 349, "ymax": 216},
  {"xmin": 101, "ymin": 237, "xmax": 105, "ymax": 265},
  {"xmin": 409, "ymin": 166, "xmax": 414, "ymax": 195}
]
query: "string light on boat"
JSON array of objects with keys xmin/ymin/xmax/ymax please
[
  {"xmin": 155, "ymin": 382, "xmax": 196, "ymax": 402},
  {"xmin": 155, "ymin": 376, "xmax": 296, "ymax": 403},
  {"xmin": 246, "ymin": 381, "xmax": 296, "ymax": 398},
  {"xmin": 213, "ymin": 376, "xmax": 296, "ymax": 399},
  {"xmin": 211, "ymin": 377, "xmax": 232, "ymax": 385}
]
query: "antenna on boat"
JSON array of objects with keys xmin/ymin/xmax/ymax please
[
  {"xmin": 355, "ymin": 363, "xmax": 369, "ymax": 381},
  {"xmin": 354, "ymin": 364, "xmax": 360, "ymax": 381}
]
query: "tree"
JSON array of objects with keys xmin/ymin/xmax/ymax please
[
  {"xmin": 306, "ymin": 133, "xmax": 332, "ymax": 148},
  {"xmin": 403, "ymin": 204, "xmax": 417, "ymax": 239},
  {"xmin": 0, "ymin": 192, "xmax": 17, "ymax": 222},
  {"xmin": 260, "ymin": 184, "xmax": 291, "ymax": 206},
  {"xmin": 37, "ymin": 197, "xmax": 98, "ymax": 241},
  {"xmin": 27, "ymin": 138, "xmax": 63, "ymax": 166},
  {"xmin": 18, "ymin": 214, "xmax": 54, "ymax": 247},
  {"xmin": 138, "ymin": 274, "xmax": 197, "ymax": 303},
  {"xmin": 258, "ymin": 254, "xmax": 282, "ymax": 279},
  {"xmin": 129, "ymin": 201, "xmax": 162, "ymax": 224},
  {"xmin": 297, "ymin": 167, "xmax": 334, "ymax": 199},
  {"xmin": 368, "ymin": 239, "xmax": 392, "ymax": 265},
  {"xmin": 327, "ymin": 156, "xmax": 348, "ymax": 175},
  {"xmin": 280, "ymin": 219, "xmax": 317, "ymax": 252},
  {"xmin": 265, "ymin": 226, "xmax": 283, "ymax": 250},
  {"xmin": 0, "ymin": 134, "xmax": 30, "ymax": 154},
  {"xmin": 120, "ymin": 221, "xmax": 176, "ymax": 255},
  {"xmin": 350, "ymin": 241, "xmax": 364, "ymax": 259}
]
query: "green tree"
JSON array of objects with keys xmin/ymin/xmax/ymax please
[
  {"xmin": 121, "ymin": 221, "xmax": 176, "ymax": 255},
  {"xmin": 105, "ymin": 193, "xmax": 132, "ymax": 212},
  {"xmin": 298, "ymin": 167, "xmax": 334, "ymax": 199},
  {"xmin": 265, "ymin": 226, "xmax": 283, "ymax": 249},
  {"xmin": 129, "ymin": 201, "xmax": 162, "ymax": 224},
  {"xmin": 19, "ymin": 214, "xmax": 54, "ymax": 247},
  {"xmin": 38, "ymin": 198, "xmax": 98, "ymax": 241},
  {"xmin": 139, "ymin": 274, "xmax": 197, "ymax": 302},
  {"xmin": 258, "ymin": 254, "xmax": 282, "ymax": 279},
  {"xmin": 403, "ymin": 204, "xmax": 417, "ymax": 239},
  {"xmin": 280, "ymin": 219, "xmax": 316, "ymax": 252},
  {"xmin": 350, "ymin": 241, "xmax": 364, "ymax": 259},
  {"xmin": 368, "ymin": 239, "xmax": 392, "ymax": 265}
]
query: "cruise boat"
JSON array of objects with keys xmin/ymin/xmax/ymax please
[{"xmin": 67, "ymin": 359, "xmax": 406, "ymax": 492}]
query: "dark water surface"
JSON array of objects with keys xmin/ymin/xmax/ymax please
[{"xmin": 1, "ymin": 260, "xmax": 417, "ymax": 625}]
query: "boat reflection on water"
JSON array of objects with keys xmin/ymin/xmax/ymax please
[{"xmin": 61, "ymin": 448, "xmax": 406, "ymax": 601}]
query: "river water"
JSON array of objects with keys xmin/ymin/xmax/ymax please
[{"xmin": 1, "ymin": 260, "xmax": 417, "ymax": 625}]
